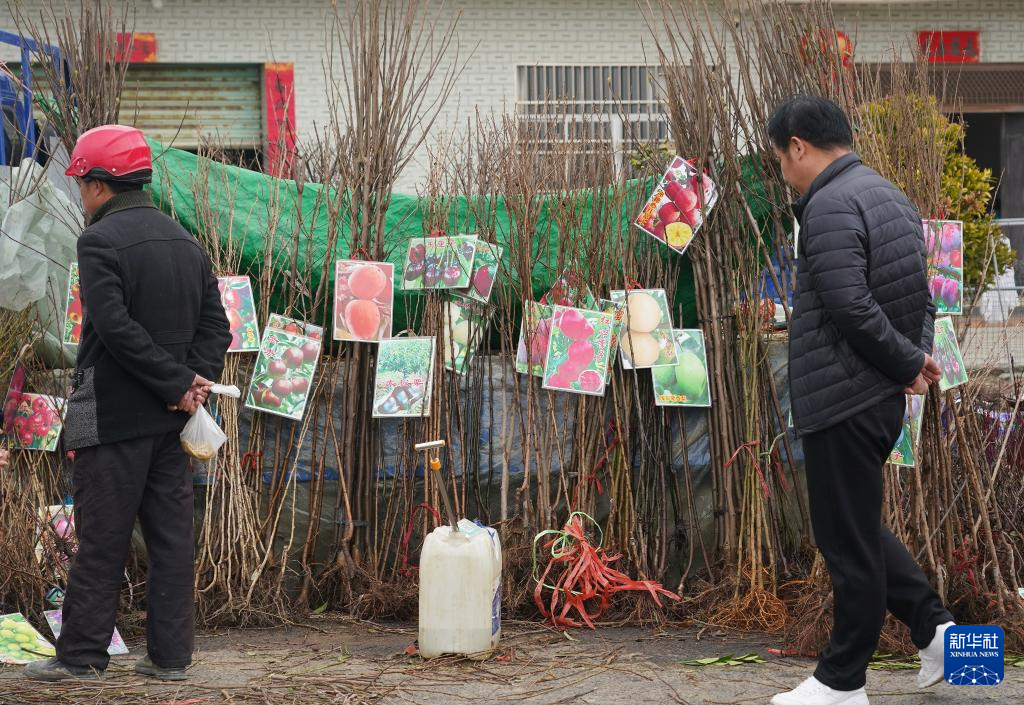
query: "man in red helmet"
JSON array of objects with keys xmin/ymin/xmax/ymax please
[{"xmin": 26, "ymin": 125, "xmax": 231, "ymax": 682}]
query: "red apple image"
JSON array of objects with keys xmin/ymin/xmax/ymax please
[
  {"xmin": 284, "ymin": 348, "xmax": 305, "ymax": 369},
  {"xmin": 658, "ymin": 202, "xmax": 681, "ymax": 226},
  {"xmin": 268, "ymin": 360, "xmax": 288, "ymax": 378},
  {"xmin": 301, "ymin": 341, "xmax": 319, "ymax": 362},
  {"xmin": 290, "ymin": 377, "xmax": 310, "ymax": 394},
  {"xmin": 257, "ymin": 389, "xmax": 282, "ymax": 408},
  {"xmin": 272, "ymin": 378, "xmax": 294, "ymax": 397}
]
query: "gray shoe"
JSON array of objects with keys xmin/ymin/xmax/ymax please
[
  {"xmin": 135, "ymin": 655, "xmax": 188, "ymax": 681},
  {"xmin": 24, "ymin": 656, "xmax": 103, "ymax": 681}
]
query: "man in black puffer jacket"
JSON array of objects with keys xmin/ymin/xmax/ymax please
[
  {"xmin": 26, "ymin": 126, "xmax": 231, "ymax": 683},
  {"xmin": 767, "ymin": 98, "xmax": 955, "ymax": 705}
]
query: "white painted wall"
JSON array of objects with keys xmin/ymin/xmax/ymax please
[{"xmin": 2, "ymin": 1, "xmax": 1022, "ymax": 191}]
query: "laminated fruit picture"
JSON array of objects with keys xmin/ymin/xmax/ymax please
[
  {"xmin": 539, "ymin": 271, "xmax": 597, "ymax": 309},
  {"xmin": 599, "ymin": 299, "xmax": 626, "ymax": 374},
  {"xmin": 441, "ymin": 296, "xmax": 489, "ymax": 374},
  {"xmin": 372, "ymin": 337, "xmax": 435, "ymax": 418},
  {"xmin": 245, "ymin": 327, "xmax": 320, "ymax": 420},
  {"xmin": 34, "ymin": 503, "xmax": 77, "ymax": 569},
  {"xmin": 218, "ymin": 276, "xmax": 261, "ymax": 352},
  {"xmin": 44, "ymin": 609, "xmax": 128, "ymax": 656},
  {"xmin": 923, "ymin": 220, "xmax": 963, "ymax": 316},
  {"xmin": 402, "ymin": 235, "xmax": 478, "ymax": 290},
  {"xmin": 652, "ymin": 329, "xmax": 711, "ymax": 407},
  {"xmin": 62, "ymin": 262, "xmax": 82, "ymax": 347},
  {"xmin": 455, "ymin": 240, "xmax": 503, "ymax": 304},
  {"xmin": 932, "ymin": 317, "xmax": 968, "ymax": 392},
  {"xmin": 333, "ymin": 260, "xmax": 394, "ymax": 342},
  {"xmin": 267, "ymin": 313, "xmax": 324, "ymax": 341},
  {"xmin": 889, "ymin": 394, "xmax": 925, "ymax": 467},
  {"xmin": 2, "ymin": 391, "xmax": 65, "ymax": 452},
  {"xmin": 609, "ymin": 288, "xmax": 678, "ymax": 368},
  {"xmin": 635, "ymin": 156, "xmax": 719, "ymax": 254},
  {"xmin": 516, "ymin": 301, "xmax": 554, "ymax": 377},
  {"xmin": 541, "ymin": 306, "xmax": 616, "ymax": 396},
  {"xmin": 0, "ymin": 613, "xmax": 55, "ymax": 665}
]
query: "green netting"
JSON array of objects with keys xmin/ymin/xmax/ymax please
[{"xmin": 146, "ymin": 142, "xmax": 771, "ymax": 334}]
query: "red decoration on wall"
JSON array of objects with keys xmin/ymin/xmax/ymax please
[
  {"xmin": 264, "ymin": 63, "xmax": 296, "ymax": 178},
  {"xmin": 918, "ymin": 31, "xmax": 980, "ymax": 63},
  {"xmin": 115, "ymin": 33, "xmax": 157, "ymax": 63},
  {"xmin": 800, "ymin": 29, "xmax": 854, "ymax": 69}
]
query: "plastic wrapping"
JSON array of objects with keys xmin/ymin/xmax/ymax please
[{"xmin": 180, "ymin": 405, "xmax": 227, "ymax": 460}]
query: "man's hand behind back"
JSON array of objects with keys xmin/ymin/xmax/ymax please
[
  {"xmin": 168, "ymin": 374, "xmax": 214, "ymax": 415},
  {"xmin": 904, "ymin": 354, "xmax": 942, "ymax": 395}
]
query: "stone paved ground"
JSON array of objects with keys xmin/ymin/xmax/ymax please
[{"xmin": 1, "ymin": 618, "xmax": 1020, "ymax": 704}]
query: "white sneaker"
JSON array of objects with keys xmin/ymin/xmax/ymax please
[
  {"xmin": 918, "ymin": 621, "xmax": 956, "ymax": 689},
  {"xmin": 770, "ymin": 676, "xmax": 869, "ymax": 705}
]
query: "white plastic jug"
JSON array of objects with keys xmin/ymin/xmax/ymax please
[{"xmin": 418, "ymin": 519, "xmax": 502, "ymax": 659}]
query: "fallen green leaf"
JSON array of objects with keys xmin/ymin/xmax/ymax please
[
  {"xmin": 312, "ymin": 602, "xmax": 328, "ymax": 615},
  {"xmin": 681, "ymin": 653, "xmax": 765, "ymax": 667}
]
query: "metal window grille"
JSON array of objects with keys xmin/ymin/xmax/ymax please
[
  {"xmin": 864, "ymin": 63, "xmax": 1024, "ymax": 113},
  {"xmin": 515, "ymin": 65, "xmax": 670, "ymax": 179}
]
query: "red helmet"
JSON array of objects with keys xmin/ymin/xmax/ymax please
[{"xmin": 65, "ymin": 124, "xmax": 152, "ymax": 182}]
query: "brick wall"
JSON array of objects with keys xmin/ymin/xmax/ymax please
[{"xmin": 2, "ymin": 1, "xmax": 1022, "ymax": 191}]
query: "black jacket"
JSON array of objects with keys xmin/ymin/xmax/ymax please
[
  {"xmin": 63, "ymin": 191, "xmax": 231, "ymax": 450},
  {"xmin": 789, "ymin": 153, "xmax": 935, "ymax": 436}
]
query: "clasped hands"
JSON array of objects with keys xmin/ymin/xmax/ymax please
[
  {"xmin": 904, "ymin": 354, "xmax": 942, "ymax": 396},
  {"xmin": 168, "ymin": 374, "xmax": 214, "ymax": 415}
]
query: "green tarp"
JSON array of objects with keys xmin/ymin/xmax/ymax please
[{"xmin": 146, "ymin": 143, "xmax": 771, "ymax": 334}]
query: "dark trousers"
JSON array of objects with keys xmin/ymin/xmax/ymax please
[
  {"xmin": 803, "ymin": 394, "xmax": 953, "ymax": 691},
  {"xmin": 57, "ymin": 432, "xmax": 195, "ymax": 671}
]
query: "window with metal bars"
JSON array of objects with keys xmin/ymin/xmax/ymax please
[{"xmin": 515, "ymin": 65, "xmax": 670, "ymax": 180}]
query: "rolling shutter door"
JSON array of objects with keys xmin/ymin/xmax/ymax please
[{"xmin": 119, "ymin": 64, "xmax": 262, "ymax": 149}]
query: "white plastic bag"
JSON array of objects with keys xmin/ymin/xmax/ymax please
[{"xmin": 180, "ymin": 406, "xmax": 227, "ymax": 460}]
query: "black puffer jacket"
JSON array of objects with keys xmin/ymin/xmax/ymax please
[
  {"xmin": 790, "ymin": 153, "xmax": 935, "ymax": 436},
  {"xmin": 63, "ymin": 190, "xmax": 231, "ymax": 450}
]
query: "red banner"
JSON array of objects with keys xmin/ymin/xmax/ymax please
[
  {"xmin": 918, "ymin": 31, "xmax": 980, "ymax": 63},
  {"xmin": 115, "ymin": 32, "xmax": 157, "ymax": 63},
  {"xmin": 264, "ymin": 63, "xmax": 296, "ymax": 177}
]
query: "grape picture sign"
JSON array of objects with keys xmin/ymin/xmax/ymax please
[
  {"xmin": 541, "ymin": 306, "xmax": 616, "ymax": 396},
  {"xmin": 924, "ymin": 219, "xmax": 963, "ymax": 316},
  {"xmin": 402, "ymin": 235, "xmax": 478, "ymax": 290},
  {"xmin": 333, "ymin": 260, "xmax": 394, "ymax": 342},
  {"xmin": 0, "ymin": 613, "xmax": 55, "ymax": 665},
  {"xmin": 635, "ymin": 156, "xmax": 719, "ymax": 254},
  {"xmin": 218, "ymin": 276, "xmax": 261, "ymax": 352},
  {"xmin": 372, "ymin": 337, "xmax": 435, "ymax": 418}
]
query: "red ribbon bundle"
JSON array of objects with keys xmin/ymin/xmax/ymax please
[{"xmin": 533, "ymin": 512, "xmax": 681, "ymax": 629}]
